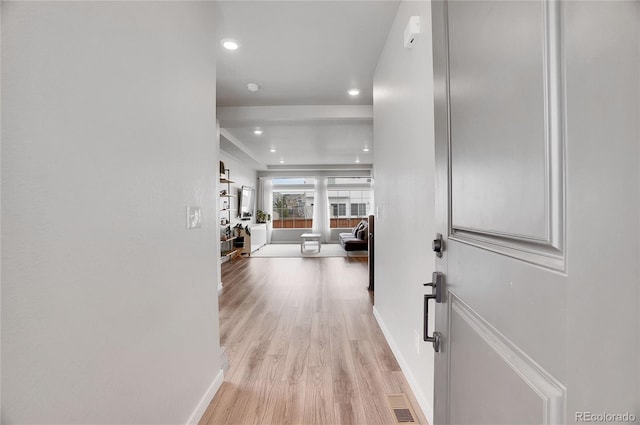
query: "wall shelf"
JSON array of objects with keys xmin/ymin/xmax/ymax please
[
  {"xmin": 220, "ymin": 248, "xmax": 241, "ymax": 264},
  {"xmin": 219, "ymin": 167, "xmax": 243, "ymax": 261}
]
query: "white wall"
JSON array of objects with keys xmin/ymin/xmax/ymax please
[
  {"xmin": 0, "ymin": 3, "xmax": 3, "ymax": 419},
  {"xmin": 271, "ymin": 228, "xmax": 310, "ymax": 244},
  {"xmin": 2, "ymin": 2, "xmax": 221, "ymax": 423},
  {"xmin": 372, "ymin": 1, "xmax": 436, "ymax": 422},
  {"xmin": 637, "ymin": 0, "xmax": 640, "ymax": 410}
]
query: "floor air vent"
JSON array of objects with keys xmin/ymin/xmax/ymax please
[{"xmin": 387, "ymin": 394, "xmax": 416, "ymax": 423}]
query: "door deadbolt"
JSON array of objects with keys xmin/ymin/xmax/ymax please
[{"xmin": 432, "ymin": 233, "xmax": 444, "ymax": 258}]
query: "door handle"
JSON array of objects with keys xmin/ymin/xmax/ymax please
[
  {"xmin": 423, "ymin": 294, "xmax": 441, "ymax": 352},
  {"xmin": 423, "ymin": 272, "xmax": 445, "ymax": 352},
  {"xmin": 423, "ymin": 271, "xmax": 444, "ymax": 303}
]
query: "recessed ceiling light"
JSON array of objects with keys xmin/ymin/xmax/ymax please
[
  {"xmin": 254, "ymin": 129, "xmax": 263, "ymax": 135},
  {"xmin": 247, "ymin": 83, "xmax": 260, "ymax": 92},
  {"xmin": 348, "ymin": 89, "xmax": 360, "ymax": 96},
  {"xmin": 270, "ymin": 148, "xmax": 277, "ymax": 153},
  {"xmin": 221, "ymin": 39, "xmax": 239, "ymax": 50},
  {"xmin": 355, "ymin": 158, "xmax": 361, "ymax": 163},
  {"xmin": 363, "ymin": 147, "xmax": 370, "ymax": 152},
  {"xmin": 279, "ymin": 159, "xmax": 285, "ymax": 164}
]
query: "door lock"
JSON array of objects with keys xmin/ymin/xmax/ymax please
[{"xmin": 432, "ymin": 233, "xmax": 444, "ymax": 258}]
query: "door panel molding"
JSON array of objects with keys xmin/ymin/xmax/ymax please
[
  {"xmin": 448, "ymin": 294, "xmax": 566, "ymax": 425},
  {"xmin": 447, "ymin": 0, "xmax": 566, "ymax": 271}
]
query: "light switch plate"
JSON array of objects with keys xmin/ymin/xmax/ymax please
[{"xmin": 187, "ymin": 206, "xmax": 202, "ymax": 229}]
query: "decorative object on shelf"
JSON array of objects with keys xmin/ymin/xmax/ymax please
[
  {"xmin": 235, "ymin": 225, "xmax": 253, "ymax": 257},
  {"xmin": 256, "ymin": 210, "xmax": 271, "ymax": 223},
  {"xmin": 220, "ymin": 189, "xmax": 227, "ymax": 196},
  {"xmin": 219, "ymin": 161, "xmax": 226, "ymax": 179},
  {"xmin": 233, "ymin": 223, "xmax": 244, "ymax": 237}
]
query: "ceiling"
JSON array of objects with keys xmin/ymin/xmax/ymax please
[
  {"xmin": 216, "ymin": 1, "xmax": 400, "ymax": 169},
  {"xmin": 222, "ymin": 121, "xmax": 373, "ymax": 165}
]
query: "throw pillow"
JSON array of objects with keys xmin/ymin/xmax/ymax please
[
  {"xmin": 357, "ymin": 224, "xmax": 368, "ymax": 240},
  {"xmin": 353, "ymin": 222, "xmax": 364, "ymax": 236},
  {"xmin": 362, "ymin": 223, "xmax": 369, "ymax": 240}
]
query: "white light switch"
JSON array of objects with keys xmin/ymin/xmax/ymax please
[{"xmin": 187, "ymin": 206, "xmax": 202, "ymax": 229}]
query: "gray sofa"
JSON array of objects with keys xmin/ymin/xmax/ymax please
[{"xmin": 338, "ymin": 220, "xmax": 369, "ymax": 251}]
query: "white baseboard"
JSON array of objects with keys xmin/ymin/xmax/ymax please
[
  {"xmin": 186, "ymin": 368, "xmax": 224, "ymax": 425},
  {"xmin": 373, "ymin": 306, "xmax": 434, "ymax": 424}
]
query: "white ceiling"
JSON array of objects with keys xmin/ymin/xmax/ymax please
[
  {"xmin": 223, "ymin": 121, "xmax": 373, "ymax": 165},
  {"xmin": 216, "ymin": 1, "xmax": 400, "ymax": 168}
]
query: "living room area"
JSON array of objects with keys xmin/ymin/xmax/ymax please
[{"xmin": 218, "ymin": 150, "xmax": 372, "ymax": 262}]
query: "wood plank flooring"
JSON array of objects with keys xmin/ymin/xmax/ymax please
[{"xmin": 199, "ymin": 257, "xmax": 428, "ymax": 425}]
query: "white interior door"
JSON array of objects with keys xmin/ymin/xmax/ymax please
[{"xmin": 430, "ymin": 1, "xmax": 639, "ymax": 424}]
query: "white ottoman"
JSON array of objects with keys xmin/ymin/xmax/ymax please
[{"xmin": 300, "ymin": 233, "xmax": 321, "ymax": 253}]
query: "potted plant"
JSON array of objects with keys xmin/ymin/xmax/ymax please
[
  {"xmin": 256, "ymin": 210, "xmax": 271, "ymax": 223},
  {"xmin": 233, "ymin": 223, "xmax": 244, "ymax": 237}
]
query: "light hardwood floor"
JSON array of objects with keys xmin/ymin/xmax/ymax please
[{"xmin": 199, "ymin": 257, "xmax": 428, "ymax": 425}]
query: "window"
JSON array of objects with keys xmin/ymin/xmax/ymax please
[
  {"xmin": 351, "ymin": 203, "xmax": 367, "ymax": 217},
  {"xmin": 331, "ymin": 203, "xmax": 346, "ymax": 217},
  {"xmin": 328, "ymin": 177, "xmax": 372, "ymax": 228},
  {"xmin": 272, "ymin": 178, "xmax": 315, "ymax": 228},
  {"xmin": 270, "ymin": 176, "xmax": 371, "ymax": 229}
]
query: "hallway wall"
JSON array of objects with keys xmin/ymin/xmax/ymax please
[
  {"xmin": 372, "ymin": 1, "xmax": 436, "ymax": 422},
  {"xmin": 637, "ymin": 0, "xmax": 640, "ymax": 410},
  {"xmin": 2, "ymin": 2, "xmax": 221, "ymax": 423}
]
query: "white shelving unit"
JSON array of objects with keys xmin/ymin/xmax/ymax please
[{"xmin": 219, "ymin": 168, "xmax": 239, "ymax": 263}]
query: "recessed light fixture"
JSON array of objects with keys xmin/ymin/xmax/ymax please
[
  {"xmin": 247, "ymin": 83, "xmax": 260, "ymax": 92},
  {"xmin": 221, "ymin": 39, "xmax": 240, "ymax": 51},
  {"xmin": 254, "ymin": 129, "xmax": 263, "ymax": 135},
  {"xmin": 355, "ymin": 158, "xmax": 361, "ymax": 163},
  {"xmin": 279, "ymin": 159, "xmax": 285, "ymax": 164},
  {"xmin": 270, "ymin": 148, "xmax": 277, "ymax": 153},
  {"xmin": 348, "ymin": 89, "xmax": 360, "ymax": 96},
  {"xmin": 363, "ymin": 147, "xmax": 370, "ymax": 152}
]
